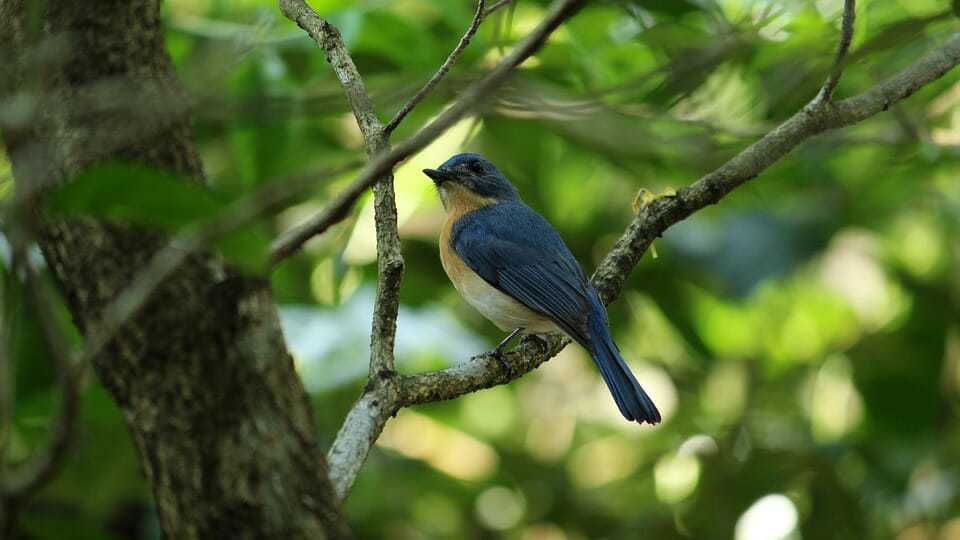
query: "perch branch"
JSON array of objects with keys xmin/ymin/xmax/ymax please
[
  {"xmin": 278, "ymin": 0, "xmax": 407, "ymax": 498},
  {"xmin": 302, "ymin": 0, "xmax": 585, "ymax": 501},
  {"xmin": 327, "ymin": 31, "xmax": 960, "ymax": 495}
]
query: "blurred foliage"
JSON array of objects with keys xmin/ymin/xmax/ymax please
[{"xmin": 3, "ymin": 0, "xmax": 960, "ymax": 539}]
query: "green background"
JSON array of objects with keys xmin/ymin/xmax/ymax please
[{"xmin": 3, "ymin": 0, "xmax": 960, "ymax": 538}]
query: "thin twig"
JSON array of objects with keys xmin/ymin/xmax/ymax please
[
  {"xmin": 305, "ymin": 0, "xmax": 585, "ymax": 501},
  {"xmin": 817, "ymin": 0, "xmax": 856, "ymax": 103},
  {"xmin": 484, "ymin": 0, "xmax": 513, "ymax": 17},
  {"xmin": 324, "ymin": 31, "xmax": 960, "ymax": 495},
  {"xmin": 383, "ymin": 0, "xmax": 487, "ymax": 135},
  {"xmin": 268, "ymin": 0, "xmax": 585, "ymax": 265},
  {"xmin": 278, "ymin": 0, "xmax": 408, "ymax": 499},
  {"xmin": 279, "ymin": 0, "xmax": 405, "ymax": 372}
]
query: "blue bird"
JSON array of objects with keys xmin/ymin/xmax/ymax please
[{"xmin": 424, "ymin": 153, "xmax": 661, "ymax": 425}]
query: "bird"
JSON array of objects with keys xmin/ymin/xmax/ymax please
[{"xmin": 423, "ymin": 153, "xmax": 661, "ymax": 425}]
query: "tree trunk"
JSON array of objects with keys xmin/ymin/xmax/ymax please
[{"xmin": 0, "ymin": 1, "xmax": 350, "ymax": 537}]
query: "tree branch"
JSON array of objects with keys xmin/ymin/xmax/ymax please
[
  {"xmin": 324, "ymin": 31, "xmax": 960, "ymax": 494},
  {"xmin": 278, "ymin": 0, "xmax": 381, "ymax": 139},
  {"xmin": 280, "ymin": 0, "xmax": 407, "ymax": 375},
  {"xmin": 281, "ymin": 0, "xmax": 584, "ymax": 500},
  {"xmin": 383, "ymin": 0, "xmax": 486, "ymax": 135},
  {"xmin": 277, "ymin": 0, "xmax": 408, "ymax": 499},
  {"xmin": 267, "ymin": 0, "xmax": 585, "ymax": 265},
  {"xmin": 817, "ymin": 0, "xmax": 856, "ymax": 103}
]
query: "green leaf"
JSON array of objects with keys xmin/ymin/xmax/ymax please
[
  {"xmin": 46, "ymin": 162, "xmax": 268, "ymax": 272},
  {"xmin": 47, "ymin": 163, "xmax": 221, "ymax": 228},
  {"xmin": 850, "ymin": 11, "xmax": 952, "ymax": 63},
  {"xmin": 5, "ymin": 269, "xmax": 56, "ymax": 401},
  {"xmin": 215, "ymin": 224, "xmax": 271, "ymax": 274}
]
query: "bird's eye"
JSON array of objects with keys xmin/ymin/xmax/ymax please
[{"xmin": 469, "ymin": 160, "xmax": 484, "ymax": 174}]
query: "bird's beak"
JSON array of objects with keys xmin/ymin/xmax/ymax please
[{"xmin": 423, "ymin": 168, "xmax": 452, "ymax": 185}]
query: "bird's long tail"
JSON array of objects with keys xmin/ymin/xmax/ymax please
[{"xmin": 585, "ymin": 301, "xmax": 661, "ymax": 424}]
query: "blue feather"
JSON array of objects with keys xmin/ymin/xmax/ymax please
[{"xmin": 451, "ymin": 201, "xmax": 661, "ymax": 424}]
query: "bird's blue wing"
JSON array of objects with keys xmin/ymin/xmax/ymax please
[
  {"xmin": 453, "ymin": 201, "xmax": 661, "ymax": 424},
  {"xmin": 451, "ymin": 201, "xmax": 595, "ymax": 342}
]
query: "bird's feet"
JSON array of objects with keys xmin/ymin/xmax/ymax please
[
  {"xmin": 521, "ymin": 333, "xmax": 550, "ymax": 355},
  {"xmin": 491, "ymin": 328, "xmax": 523, "ymax": 376}
]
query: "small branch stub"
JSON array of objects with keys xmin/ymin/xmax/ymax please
[{"xmin": 817, "ymin": 0, "xmax": 857, "ymax": 103}]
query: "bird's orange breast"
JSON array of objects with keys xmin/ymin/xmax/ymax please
[{"xmin": 439, "ymin": 190, "xmax": 556, "ymax": 333}]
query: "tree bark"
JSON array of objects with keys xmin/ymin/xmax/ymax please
[{"xmin": 0, "ymin": 1, "xmax": 350, "ymax": 537}]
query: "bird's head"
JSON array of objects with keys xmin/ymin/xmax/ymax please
[{"xmin": 423, "ymin": 153, "xmax": 520, "ymax": 210}]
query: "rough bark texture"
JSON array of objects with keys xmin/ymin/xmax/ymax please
[
  {"xmin": 277, "ymin": 0, "xmax": 407, "ymax": 500},
  {"xmin": 0, "ymin": 0, "xmax": 350, "ymax": 537}
]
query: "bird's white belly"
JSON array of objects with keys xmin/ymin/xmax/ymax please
[
  {"xmin": 439, "ymin": 204, "xmax": 556, "ymax": 334},
  {"xmin": 457, "ymin": 271, "xmax": 557, "ymax": 333}
]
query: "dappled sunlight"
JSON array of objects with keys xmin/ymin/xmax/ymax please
[
  {"xmin": 804, "ymin": 354, "xmax": 864, "ymax": 442},
  {"xmin": 521, "ymin": 522, "xmax": 569, "ymax": 540},
  {"xmin": 568, "ymin": 436, "xmax": 642, "ymax": 489},
  {"xmin": 886, "ymin": 211, "xmax": 948, "ymax": 281},
  {"xmin": 343, "ymin": 118, "xmax": 478, "ymax": 264},
  {"xmin": 754, "ymin": 277, "xmax": 858, "ymax": 370},
  {"xmin": 309, "ymin": 258, "xmax": 361, "ymax": 305},
  {"xmin": 282, "ymin": 287, "xmax": 486, "ymax": 391},
  {"xmin": 518, "ymin": 348, "xmax": 594, "ymax": 417},
  {"xmin": 700, "ymin": 359, "xmax": 749, "ymax": 426},
  {"xmin": 820, "ymin": 229, "xmax": 911, "ymax": 332},
  {"xmin": 379, "ymin": 409, "xmax": 499, "ymax": 482},
  {"xmin": 411, "ymin": 492, "xmax": 463, "ymax": 537},
  {"xmin": 461, "ymin": 385, "xmax": 517, "ymax": 438},
  {"xmin": 475, "ymin": 486, "xmax": 527, "ymax": 530},
  {"xmin": 654, "ymin": 452, "xmax": 700, "ymax": 504},
  {"xmin": 735, "ymin": 494, "xmax": 800, "ymax": 540},
  {"xmin": 900, "ymin": 461, "xmax": 955, "ymax": 529},
  {"xmin": 655, "ymin": 434, "xmax": 717, "ymax": 504},
  {"xmin": 932, "ymin": 109, "xmax": 960, "ymax": 145},
  {"xmin": 525, "ymin": 413, "xmax": 576, "ymax": 463},
  {"xmin": 689, "ymin": 245, "xmax": 904, "ymax": 371},
  {"xmin": 624, "ymin": 292, "xmax": 692, "ymax": 367},
  {"xmin": 688, "ymin": 284, "xmax": 761, "ymax": 359}
]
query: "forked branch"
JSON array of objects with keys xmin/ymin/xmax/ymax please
[
  {"xmin": 328, "ymin": 31, "xmax": 960, "ymax": 496},
  {"xmin": 268, "ymin": 0, "xmax": 585, "ymax": 265},
  {"xmin": 383, "ymin": 0, "xmax": 487, "ymax": 135}
]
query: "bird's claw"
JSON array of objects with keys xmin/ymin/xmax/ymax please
[
  {"xmin": 490, "ymin": 327, "xmax": 522, "ymax": 377},
  {"xmin": 492, "ymin": 348, "xmax": 514, "ymax": 377},
  {"xmin": 522, "ymin": 333, "xmax": 549, "ymax": 354}
]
